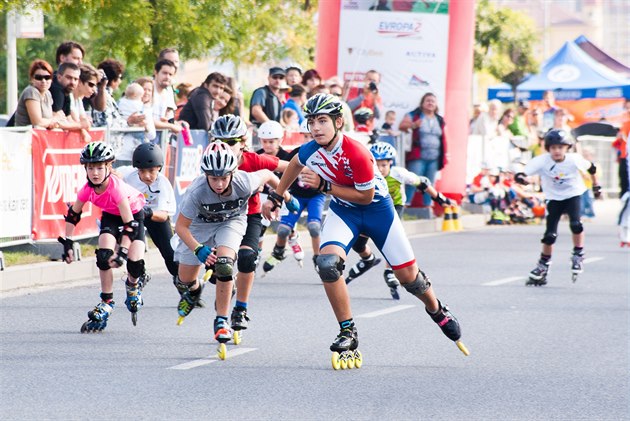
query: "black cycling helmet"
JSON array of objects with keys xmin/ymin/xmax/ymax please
[
  {"xmin": 303, "ymin": 93, "xmax": 344, "ymax": 118},
  {"xmin": 80, "ymin": 142, "xmax": 115, "ymax": 164},
  {"xmin": 544, "ymin": 129, "xmax": 573, "ymax": 150},
  {"xmin": 210, "ymin": 114, "xmax": 248, "ymax": 140},
  {"xmin": 132, "ymin": 143, "xmax": 164, "ymax": 169}
]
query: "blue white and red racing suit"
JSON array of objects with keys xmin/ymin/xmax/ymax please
[{"xmin": 297, "ymin": 134, "xmax": 416, "ymax": 270}]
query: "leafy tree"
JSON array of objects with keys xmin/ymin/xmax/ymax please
[
  {"xmin": 1, "ymin": 0, "xmax": 317, "ymax": 114},
  {"xmin": 474, "ymin": 0, "xmax": 539, "ymax": 99}
]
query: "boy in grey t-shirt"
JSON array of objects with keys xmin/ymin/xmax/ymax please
[{"xmin": 174, "ymin": 141, "xmax": 295, "ymax": 354}]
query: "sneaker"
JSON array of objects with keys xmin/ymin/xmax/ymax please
[{"xmin": 288, "ymin": 232, "xmax": 304, "ymax": 261}]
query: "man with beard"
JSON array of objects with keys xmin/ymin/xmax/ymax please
[{"xmin": 152, "ymin": 59, "xmax": 184, "ymax": 134}]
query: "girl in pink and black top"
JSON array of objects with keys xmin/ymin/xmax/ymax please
[{"xmin": 58, "ymin": 141, "xmax": 147, "ymax": 332}]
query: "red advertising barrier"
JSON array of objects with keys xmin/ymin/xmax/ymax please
[{"xmin": 31, "ymin": 130, "xmax": 103, "ymax": 240}]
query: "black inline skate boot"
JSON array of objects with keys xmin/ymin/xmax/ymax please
[
  {"xmin": 383, "ymin": 268, "xmax": 400, "ymax": 300},
  {"xmin": 81, "ymin": 301, "xmax": 115, "ymax": 333},
  {"xmin": 262, "ymin": 245, "xmax": 286, "ymax": 274},
  {"xmin": 176, "ymin": 280, "xmax": 203, "ymax": 325},
  {"xmin": 330, "ymin": 323, "xmax": 362, "ymax": 370},
  {"xmin": 230, "ymin": 306, "xmax": 250, "ymax": 331},
  {"xmin": 346, "ymin": 254, "xmax": 381, "ymax": 284},
  {"xmin": 427, "ymin": 300, "xmax": 462, "ymax": 342},
  {"xmin": 526, "ymin": 260, "xmax": 551, "ymax": 286},
  {"xmin": 571, "ymin": 252, "xmax": 584, "ymax": 282}
]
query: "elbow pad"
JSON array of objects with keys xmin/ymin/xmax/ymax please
[
  {"xmin": 514, "ymin": 172, "xmax": 529, "ymax": 185},
  {"xmin": 64, "ymin": 207, "xmax": 82, "ymax": 225},
  {"xmin": 587, "ymin": 163, "xmax": 596, "ymax": 175},
  {"xmin": 416, "ymin": 176, "xmax": 430, "ymax": 192}
]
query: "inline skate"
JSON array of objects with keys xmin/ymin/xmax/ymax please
[
  {"xmin": 124, "ymin": 279, "xmax": 143, "ymax": 326},
  {"xmin": 427, "ymin": 300, "xmax": 469, "ymax": 356},
  {"xmin": 383, "ymin": 268, "xmax": 400, "ymax": 300},
  {"xmin": 261, "ymin": 245, "xmax": 286, "ymax": 276},
  {"xmin": 345, "ymin": 254, "xmax": 381, "ymax": 284},
  {"xmin": 526, "ymin": 260, "xmax": 551, "ymax": 286},
  {"xmin": 330, "ymin": 324, "xmax": 362, "ymax": 370},
  {"xmin": 176, "ymin": 280, "xmax": 203, "ymax": 325},
  {"xmin": 214, "ymin": 317, "xmax": 234, "ymax": 360},
  {"xmin": 230, "ymin": 306, "xmax": 249, "ymax": 345},
  {"xmin": 571, "ymin": 252, "xmax": 584, "ymax": 283},
  {"xmin": 80, "ymin": 300, "xmax": 115, "ymax": 333},
  {"xmin": 288, "ymin": 232, "xmax": 304, "ymax": 267}
]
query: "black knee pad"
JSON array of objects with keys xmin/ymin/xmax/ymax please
[
  {"xmin": 402, "ymin": 270, "xmax": 432, "ymax": 297},
  {"xmin": 569, "ymin": 220, "xmax": 583, "ymax": 234},
  {"xmin": 277, "ymin": 224, "xmax": 292, "ymax": 240},
  {"xmin": 307, "ymin": 221, "xmax": 321, "ymax": 237},
  {"xmin": 315, "ymin": 254, "xmax": 345, "ymax": 282},
  {"xmin": 127, "ymin": 259, "xmax": 145, "ymax": 279},
  {"xmin": 215, "ymin": 256, "xmax": 235, "ymax": 282},
  {"xmin": 237, "ymin": 248, "xmax": 258, "ymax": 274},
  {"xmin": 541, "ymin": 231, "xmax": 558, "ymax": 245},
  {"xmin": 95, "ymin": 248, "xmax": 114, "ymax": 271},
  {"xmin": 352, "ymin": 236, "xmax": 369, "ymax": 254}
]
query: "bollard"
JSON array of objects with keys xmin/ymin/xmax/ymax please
[
  {"xmin": 442, "ymin": 206, "xmax": 454, "ymax": 232},
  {"xmin": 452, "ymin": 205, "xmax": 462, "ymax": 232}
]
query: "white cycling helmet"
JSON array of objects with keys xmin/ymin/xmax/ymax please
[
  {"xmin": 258, "ymin": 120, "xmax": 284, "ymax": 140},
  {"xmin": 299, "ymin": 119, "xmax": 310, "ymax": 134},
  {"xmin": 201, "ymin": 141, "xmax": 238, "ymax": 176}
]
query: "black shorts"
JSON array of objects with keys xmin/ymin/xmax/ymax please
[
  {"xmin": 100, "ymin": 210, "xmax": 145, "ymax": 242},
  {"xmin": 240, "ymin": 213, "xmax": 263, "ymax": 250}
]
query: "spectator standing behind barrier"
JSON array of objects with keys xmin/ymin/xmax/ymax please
[
  {"xmin": 249, "ymin": 67, "xmax": 286, "ymax": 128},
  {"xmin": 70, "ymin": 64, "xmax": 101, "ymax": 143},
  {"xmin": 508, "ymin": 100, "xmax": 531, "ymax": 138},
  {"xmin": 226, "ymin": 77, "xmax": 245, "ymax": 119},
  {"xmin": 301, "ymin": 69, "xmax": 322, "ymax": 97},
  {"xmin": 132, "ymin": 77, "xmax": 156, "ymax": 132},
  {"xmin": 471, "ymin": 99, "xmax": 501, "ymax": 137},
  {"xmin": 613, "ymin": 100, "xmax": 630, "ymax": 197},
  {"xmin": 214, "ymin": 84, "xmax": 235, "ymax": 117},
  {"xmin": 116, "ymin": 83, "xmax": 157, "ymax": 166},
  {"xmin": 347, "ymin": 70, "xmax": 383, "ymax": 132},
  {"xmin": 152, "ymin": 59, "xmax": 182, "ymax": 134},
  {"xmin": 179, "ymin": 72, "xmax": 227, "ymax": 131},
  {"xmin": 329, "ymin": 83, "xmax": 354, "ymax": 132},
  {"xmin": 281, "ymin": 84, "xmax": 307, "ymax": 125},
  {"xmin": 174, "ymin": 82, "xmax": 192, "ymax": 120},
  {"xmin": 399, "ymin": 92, "xmax": 447, "ymax": 208},
  {"xmin": 285, "ymin": 65, "xmax": 303, "ymax": 86},
  {"xmin": 13, "ymin": 60, "xmax": 58, "ymax": 129},
  {"xmin": 92, "ymin": 59, "xmax": 125, "ymax": 127},
  {"xmin": 50, "ymin": 62, "xmax": 80, "ymax": 118}
]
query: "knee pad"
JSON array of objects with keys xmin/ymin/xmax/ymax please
[
  {"xmin": 237, "ymin": 248, "xmax": 258, "ymax": 274},
  {"xmin": 277, "ymin": 224, "xmax": 292, "ymax": 240},
  {"xmin": 127, "ymin": 259, "xmax": 145, "ymax": 279},
  {"xmin": 569, "ymin": 220, "xmax": 583, "ymax": 234},
  {"xmin": 402, "ymin": 270, "xmax": 432, "ymax": 297},
  {"xmin": 95, "ymin": 248, "xmax": 114, "ymax": 271},
  {"xmin": 215, "ymin": 256, "xmax": 235, "ymax": 282},
  {"xmin": 315, "ymin": 254, "xmax": 345, "ymax": 283},
  {"xmin": 307, "ymin": 221, "xmax": 321, "ymax": 238},
  {"xmin": 352, "ymin": 236, "xmax": 369, "ymax": 254},
  {"xmin": 541, "ymin": 231, "xmax": 558, "ymax": 245}
]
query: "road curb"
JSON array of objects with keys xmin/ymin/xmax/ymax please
[{"xmin": 0, "ymin": 214, "xmax": 486, "ymax": 293}]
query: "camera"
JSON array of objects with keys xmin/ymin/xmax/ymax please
[
  {"xmin": 98, "ymin": 69, "xmax": 108, "ymax": 82},
  {"xmin": 368, "ymin": 81, "xmax": 378, "ymax": 93}
]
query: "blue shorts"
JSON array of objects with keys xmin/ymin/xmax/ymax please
[
  {"xmin": 320, "ymin": 198, "xmax": 415, "ymax": 270},
  {"xmin": 279, "ymin": 195, "xmax": 325, "ymax": 229}
]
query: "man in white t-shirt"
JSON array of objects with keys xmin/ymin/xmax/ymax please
[{"xmin": 152, "ymin": 59, "xmax": 183, "ymax": 134}]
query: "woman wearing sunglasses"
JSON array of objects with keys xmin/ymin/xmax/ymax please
[
  {"xmin": 70, "ymin": 64, "xmax": 101, "ymax": 142},
  {"xmin": 14, "ymin": 59, "xmax": 61, "ymax": 128}
]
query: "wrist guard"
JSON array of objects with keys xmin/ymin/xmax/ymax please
[
  {"xmin": 268, "ymin": 191, "xmax": 284, "ymax": 211},
  {"xmin": 514, "ymin": 172, "xmax": 529, "ymax": 185},
  {"xmin": 592, "ymin": 185, "xmax": 602, "ymax": 199},
  {"xmin": 57, "ymin": 237, "xmax": 75, "ymax": 260},
  {"xmin": 143, "ymin": 206, "xmax": 153, "ymax": 221},
  {"xmin": 435, "ymin": 193, "xmax": 451, "ymax": 207},
  {"xmin": 121, "ymin": 220, "xmax": 140, "ymax": 242},
  {"xmin": 112, "ymin": 247, "xmax": 128, "ymax": 267},
  {"xmin": 318, "ymin": 178, "xmax": 332, "ymax": 193},
  {"xmin": 64, "ymin": 207, "xmax": 82, "ymax": 225}
]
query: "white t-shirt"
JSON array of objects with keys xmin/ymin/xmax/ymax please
[
  {"xmin": 152, "ymin": 82, "xmax": 176, "ymax": 121},
  {"xmin": 524, "ymin": 153, "xmax": 591, "ymax": 201},
  {"xmin": 123, "ymin": 170, "xmax": 177, "ymax": 216}
]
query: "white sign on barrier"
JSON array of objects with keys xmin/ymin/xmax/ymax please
[{"xmin": 0, "ymin": 130, "xmax": 33, "ymax": 241}]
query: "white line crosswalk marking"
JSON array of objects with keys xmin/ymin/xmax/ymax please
[
  {"xmin": 356, "ymin": 304, "xmax": 415, "ymax": 318},
  {"xmin": 167, "ymin": 347, "xmax": 257, "ymax": 370}
]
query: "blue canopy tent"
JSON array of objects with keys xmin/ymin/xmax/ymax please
[{"xmin": 488, "ymin": 40, "xmax": 630, "ymax": 102}]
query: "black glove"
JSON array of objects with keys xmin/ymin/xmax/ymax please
[
  {"xmin": 57, "ymin": 237, "xmax": 74, "ymax": 261},
  {"xmin": 434, "ymin": 193, "xmax": 451, "ymax": 207},
  {"xmin": 112, "ymin": 247, "xmax": 128, "ymax": 268},
  {"xmin": 268, "ymin": 191, "xmax": 284, "ymax": 212},
  {"xmin": 514, "ymin": 172, "xmax": 529, "ymax": 185},
  {"xmin": 143, "ymin": 206, "xmax": 153, "ymax": 221},
  {"xmin": 592, "ymin": 185, "xmax": 602, "ymax": 199}
]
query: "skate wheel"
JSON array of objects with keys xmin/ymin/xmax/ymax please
[
  {"xmin": 176, "ymin": 316, "xmax": 185, "ymax": 326},
  {"xmin": 202, "ymin": 269, "xmax": 214, "ymax": 283},
  {"xmin": 131, "ymin": 312, "xmax": 137, "ymax": 326},
  {"xmin": 217, "ymin": 343, "xmax": 227, "ymax": 360},
  {"xmin": 298, "ymin": 260, "xmax": 303, "ymax": 268},
  {"xmin": 80, "ymin": 322, "xmax": 89, "ymax": 333},
  {"xmin": 340, "ymin": 353, "xmax": 348, "ymax": 370},
  {"xmin": 331, "ymin": 352, "xmax": 342, "ymax": 370},
  {"xmin": 233, "ymin": 330, "xmax": 241, "ymax": 345},
  {"xmin": 572, "ymin": 273, "xmax": 578, "ymax": 283},
  {"xmin": 354, "ymin": 350, "xmax": 363, "ymax": 368},
  {"xmin": 456, "ymin": 340, "xmax": 470, "ymax": 356},
  {"xmin": 347, "ymin": 355, "xmax": 355, "ymax": 369}
]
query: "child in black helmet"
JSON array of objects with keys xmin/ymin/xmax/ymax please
[
  {"xmin": 515, "ymin": 129, "xmax": 601, "ymax": 285},
  {"xmin": 123, "ymin": 143, "xmax": 180, "ymax": 292}
]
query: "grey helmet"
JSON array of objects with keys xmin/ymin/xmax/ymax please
[{"xmin": 210, "ymin": 114, "xmax": 248, "ymax": 140}]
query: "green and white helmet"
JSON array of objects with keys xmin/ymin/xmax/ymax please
[
  {"xmin": 303, "ymin": 93, "xmax": 343, "ymax": 118},
  {"xmin": 80, "ymin": 142, "xmax": 115, "ymax": 164}
]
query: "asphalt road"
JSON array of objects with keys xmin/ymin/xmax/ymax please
[{"xmin": 1, "ymin": 203, "xmax": 628, "ymax": 420}]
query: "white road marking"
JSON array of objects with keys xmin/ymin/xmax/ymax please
[
  {"xmin": 356, "ymin": 304, "xmax": 415, "ymax": 319},
  {"xmin": 167, "ymin": 347, "xmax": 257, "ymax": 370},
  {"xmin": 584, "ymin": 257, "xmax": 603, "ymax": 264},
  {"xmin": 482, "ymin": 276, "xmax": 526, "ymax": 286}
]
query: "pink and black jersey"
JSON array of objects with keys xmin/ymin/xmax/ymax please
[
  {"xmin": 297, "ymin": 134, "xmax": 389, "ymax": 207},
  {"xmin": 77, "ymin": 175, "xmax": 145, "ymax": 215}
]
